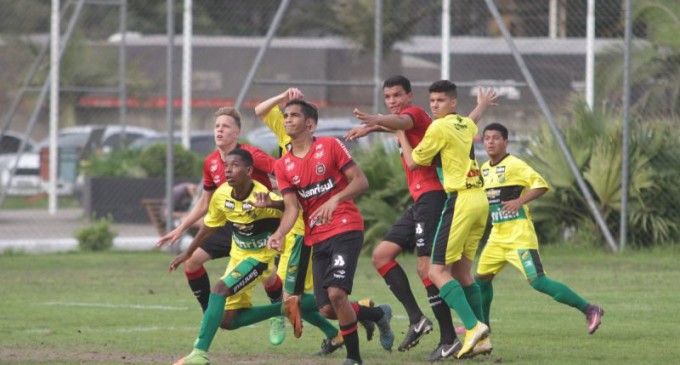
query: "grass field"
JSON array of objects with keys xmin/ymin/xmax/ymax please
[{"xmin": 1, "ymin": 245, "xmax": 679, "ymax": 365}]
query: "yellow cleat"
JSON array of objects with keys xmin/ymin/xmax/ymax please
[
  {"xmin": 456, "ymin": 321, "xmax": 489, "ymax": 359},
  {"xmin": 172, "ymin": 349, "xmax": 209, "ymax": 365},
  {"xmin": 460, "ymin": 337, "xmax": 493, "ymax": 359}
]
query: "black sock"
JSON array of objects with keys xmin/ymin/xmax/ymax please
[
  {"xmin": 353, "ymin": 302, "xmax": 384, "ymax": 322},
  {"xmin": 379, "ymin": 261, "xmax": 423, "ymax": 324},
  {"xmin": 426, "ymin": 284, "xmax": 458, "ymax": 344},
  {"xmin": 340, "ymin": 322, "xmax": 361, "ymax": 362},
  {"xmin": 185, "ymin": 266, "xmax": 210, "ymax": 312}
]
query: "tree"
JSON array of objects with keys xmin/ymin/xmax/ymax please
[{"xmin": 525, "ymin": 99, "xmax": 680, "ymax": 247}]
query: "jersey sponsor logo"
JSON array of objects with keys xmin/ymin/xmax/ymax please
[
  {"xmin": 415, "ymin": 222, "xmax": 424, "ymax": 235},
  {"xmin": 315, "ymin": 163, "xmax": 326, "ymax": 175},
  {"xmin": 225, "ymin": 200, "xmax": 235, "ymax": 209},
  {"xmin": 333, "ymin": 254, "xmax": 345, "ymax": 267},
  {"xmin": 232, "ymin": 269, "xmax": 260, "ymax": 293},
  {"xmin": 242, "ymin": 202, "xmax": 253, "ymax": 211},
  {"xmin": 297, "ymin": 177, "xmax": 335, "ymax": 199},
  {"xmin": 287, "ymin": 265, "xmax": 298, "ymax": 274},
  {"xmin": 495, "ymin": 166, "xmax": 506, "ymax": 174}
]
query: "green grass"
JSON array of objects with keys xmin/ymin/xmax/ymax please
[
  {"xmin": 1, "ymin": 245, "xmax": 679, "ymax": 364},
  {"xmin": 1, "ymin": 195, "xmax": 80, "ymax": 210}
]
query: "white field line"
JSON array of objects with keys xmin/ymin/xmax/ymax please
[{"xmin": 40, "ymin": 301, "xmax": 189, "ymax": 311}]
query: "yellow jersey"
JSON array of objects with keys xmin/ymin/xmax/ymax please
[
  {"xmin": 412, "ymin": 113, "xmax": 483, "ymax": 193},
  {"xmin": 481, "ymin": 154, "xmax": 549, "ymax": 246}
]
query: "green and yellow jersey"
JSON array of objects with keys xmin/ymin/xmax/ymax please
[
  {"xmin": 204, "ymin": 180, "xmax": 281, "ymax": 260},
  {"xmin": 481, "ymin": 154, "xmax": 549, "ymax": 247},
  {"xmin": 412, "ymin": 113, "xmax": 483, "ymax": 193},
  {"xmin": 263, "ymin": 106, "xmax": 304, "ymax": 237}
]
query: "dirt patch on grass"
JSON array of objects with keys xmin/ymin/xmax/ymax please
[{"xmin": 0, "ymin": 347, "xmax": 341, "ymax": 364}]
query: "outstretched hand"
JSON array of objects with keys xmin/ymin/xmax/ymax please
[
  {"xmin": 477, "ymin": 87, "xmax": 499, "ymax": 107},
  {"xmin": 250, "ymin": 192, "xmax": 273, "ymax": 208}
]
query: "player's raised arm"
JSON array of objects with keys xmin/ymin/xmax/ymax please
[{"xmin": 255, "ymin": 88, "xmax": 304, "ymax": 119}]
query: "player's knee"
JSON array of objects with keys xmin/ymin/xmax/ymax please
[
  {"xmin": 327, "ymin": 288, "xmax": 348, "ymax": 306},
  {"xmin": 529, "ymin": 275, "xmax": 547, "ymax": 292},
  {"xmin": 212, "ymin": 281, "xmax": 229, "ymax": 296},
  {"xmin": 318, "ymin": 304, "xmax": 337, "ymax": 319},
  {"xmin": 416, "ymin": 258, "xmax": 429, "ymax": 280}
]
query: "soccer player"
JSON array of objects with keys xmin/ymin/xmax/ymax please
[
  {"xmin": 170, "ymin": 149, "xmax": 320, "ymax": 365},
  {"xmin": 474, "ymin": 122, "xmax": 603, "ymax": 353},
  {"xmin": 268, "ymin": 100, "xmax": 393, "ymax": 365},
  {"xmin": 397, "ymin": 80, "xmax": 489, "ymax": 359},
  {"xmin": 346, "ymin": 75, "xmax": 497, "ymax": 360},
  {"xmin": 254, "ymin": 89, "xmax": 344, "ymax": 355},
  {"xmin": 156, "ymin": 107, "xmax": 286, "ymax": 345}
]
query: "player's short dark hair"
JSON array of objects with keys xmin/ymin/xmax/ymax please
[
  {"xmin": 484, "ymin": 122, "xmax": 509, "ymax": 140},
  {"xmin": 214, "ymin": 106, "xmax": 241, "ymax": 129},
  {"xmin": 429, "ymin": 80, "xmax": 457, "ymax": 98},
  {"xmin": 227, "ymin": 148, "xmax": 253, "ymax": 167},
  {"xmin": 383, "ymin": 75, "xmax": 412, "ymax": 93},
  {"xmin": 284, "ymin": 99, "xmax": 318, "ymax": 125}
]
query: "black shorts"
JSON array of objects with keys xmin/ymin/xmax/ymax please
[
  {"xmin": 311, "ymin": 230, "xmax": 363, "ymax": 308},
  {"xmin": 383, "ymin": 190, "xmax": 446, "ymax": 257},
  {"xmin": 201, "ymin": 225, "xmax": 232, "ymax": 259}
]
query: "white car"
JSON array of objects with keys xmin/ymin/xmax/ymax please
[{"xmin": 0, "ymin": 153, "xmax": 42, "ymax": 196}]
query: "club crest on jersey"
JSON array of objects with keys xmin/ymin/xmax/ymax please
[
  {"xmin": 225, "ymin": 200, "xmax": 235, "ymax": 209},
  {"xmin": 315, "ymin": 163, "xmax": 326, "ymax": 175}
]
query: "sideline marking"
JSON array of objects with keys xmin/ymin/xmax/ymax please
[{"xmin": 40, "ymin": 301, "xmax": 189, "ymax": 311}]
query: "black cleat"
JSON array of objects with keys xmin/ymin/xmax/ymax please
[
  {"xmin": 426, "ymin": 339, "xmax": 462, "ymax": 362},
  {"xmin": 398, "ymin": 316, "xmax": 433, "ymax": 351}
]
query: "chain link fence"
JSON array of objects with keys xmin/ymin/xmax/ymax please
[{"xmin": 0, "ymin": 0, "xmax": 677, "ymax": 251}]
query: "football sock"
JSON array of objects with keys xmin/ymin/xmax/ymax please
[
  {"xmin": 185, "ymin": 266, "xmax": 210, "ymax": 312},
  {"xmin": 476, "ymin": 278, "xmax": 493, "ymax": 328},
  {"xmin": 227, "ymin": 302, "xmax": 282, "ymax": 330},
  {"xmin": 530, "ymin": 275, "xmax": 589, "ymax": 312},
  {"xmin": 302, "ymin": 311, "xmax": 339, "ymax": 339},
  {"xmin": 462, "ymin": 282, "xmax": 484, "ymax": 324},
  {"xmin": 426, "ymin": 281, "xmax": 458, "ymax": 344},
  {"xmin": 194, "ymin": 293, "xmax": 226, "ymax": 351},
  {"xmin": 340, "ymin": 322, "xmax": 361, "ymax": 362},
  {"xmin": 264, "ymin": 275, "xmax": 283, "ymax": 304},
  {"xmin": 351, "ymin": 301, "xmax": 384, "ymax": 322},
  {"xmin": 378, "ymin": 261, "xmax": 423, "ymax": 324},
  {"xmin": 439, "ymin": 279, "xmax": 478, "ymax": 329}
]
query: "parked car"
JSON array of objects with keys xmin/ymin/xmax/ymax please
[
  {"xmin": 245, "ymin": 118, "xmax": 369, "ymax": 155},
  {"xmin": 1, "ymin": 130, "xmax": 36, "ymax": 155},
  {"xmin": 0, "ymin": 153, "xmax": 41, "ymax": 196},
  {"xmin": 128, "ymin": 131, "xmax": 215, "ymax": 157}
]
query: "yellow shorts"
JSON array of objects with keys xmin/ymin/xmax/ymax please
[
  {"xmin": 431, "ymin": 188, "xmax": 488, "ymax": 265},
  {"xmin": 276, "ymin": 233, "xmax": 313, "ymax": 293},
  {"xmin": 476, "ymin": 240, "xmax": 545, "ymax": 280},
  {"xmin": 222, "ymin": 246, "xmax": 276, "ymax": 311}
]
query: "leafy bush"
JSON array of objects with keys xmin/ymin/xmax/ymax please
[
  {"xmin": 76, "ymin": 216, "xmax": 117, "ymax": 251},
  {"xmin": 525, "ymin": 99, "xmax": 680, "ymax": 248},
  {"xmin": 353, "ymin": 140, "xmax": 411, "ymax": 253},
  {"xmin": 138, "ymin": 143, "xmax": 202, "ymax": 178},
  {"xmin": 80, "ymin": 149, "xmax": 146, "ymax": 178}
]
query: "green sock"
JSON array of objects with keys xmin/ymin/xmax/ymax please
[
  {"xmin": 462, "ymin": 282, "xmax": 484, "ymax": 324},
  {"xmin": 300, "ymin": 293, "xmax": 318, "ymax": 312},
  {"xmin": 476, "ymin": 278, "xmax": 493, "ymax": 327},
  {"xmin": 194, "ymin": 293, "xmax": 226, "ymax": 351},
  {"xmin": 302, "ymin": 311, "xmax": 339, "ymax": 339},
  {"xmin": 439, "ymin": 280, "xmax": 479, "ymax": 329},
  {"xmin": 530, "ymin": 275, "xmax": 589, "ymax": 312},
  {"xmin": 228, "ymin": 302, "xmax": 282, "ymax": 330}
]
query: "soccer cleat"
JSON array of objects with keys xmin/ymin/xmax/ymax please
[
  {"xmin": 357, "ymin": 298, "xmax": 376, "ymax": 341},
  {"xmin": 283, "ymin": 295, "xmax": 303, "ymax": 338},
  {"xmin": 375, "ymin": 304, "xmax": 395, "ymax": 351},
  {"xmin": 585, "ymin": 304, "xmax": 604, "ymax": 335},
  {"xmin": 397, "ymin": 316, "xmax": 433, "ymax": 351},
  {"xmin": 425, "ymin": 339, "xmax": 462, "ymax": 362},
  {"xmin": 269, "ymin": 316, "xmax": 286, "ymax": 346},
  {"xmin": 172, "ymin": 349, "xmax": 210, "ymax": 365},
  {"xmin": 316, "ymin": 334, "xmax": 345, "ymax": 356},
  {"xmin": 456, "ymin": 321, "xmax": 489, "ymax": 359},
  {"xmin": 466, "ymin": 337, "xmax": 493, "ymax": 358},
  {"xmin": 341, "ymin": 358, "xmax": 363, "ymax": 365}
]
